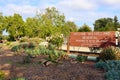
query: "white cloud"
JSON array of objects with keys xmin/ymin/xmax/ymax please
[
  {"xmin": 0, "ymin": 0, "xmax": 30, "ymax": 4},
  {"xmin": 101, "ymin": 0, "xmax": 120, "ymax": 5},
  {"xmin": 67, "ymin": 17, "xmax": 80, "ymax": 22},
  {"xmin": 1, "ymin": 4, "xmax": 37, "ymax": 18},
  {"xmin": 57, "ymin": 0, "xmax": 97, "ymax": 10},
  {"xmin": 54, "ymin": 0, "xmax": 120, "ymax": 25},
  {"xmin": 97, "ymin": 0, "xmax": 120, "ymax": 9}
]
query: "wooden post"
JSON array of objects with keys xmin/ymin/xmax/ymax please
[{"xmin": 67, "ymin": 36, "xmax": 70, "ymax": 54}]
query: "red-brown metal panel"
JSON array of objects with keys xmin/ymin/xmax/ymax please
[{"xmin": 69, "ymin": 31, "xmax": 116, "ymax": 47}]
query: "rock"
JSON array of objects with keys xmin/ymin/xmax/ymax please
[
  {"xmin": 44, "ymin": 61, "xmax": 52, "ymax": 66},
  {"xmin": 2, "ymin": 70, "xmax": 10, "ymax": 77},
  {"xmin": 71, "ymin": 60, "xmax": 78, "ymax": 64},
  {"xmin": 39, "ymin": 59, "xmax": 47, "ymax": 64}
]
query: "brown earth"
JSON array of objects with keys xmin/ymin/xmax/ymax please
[{"xmin": 0, "ymin": 48, "xmax": 105, "ymax": 80}]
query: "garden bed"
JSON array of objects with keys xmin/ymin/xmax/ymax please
[{"xmin": 0, "ymin": 49, "xmax": 105, "ymax": 80}]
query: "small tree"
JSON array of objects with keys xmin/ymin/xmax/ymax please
[
  {"xmin": 4, "ymin": 13, "xmax": 24, "ymax": 41},
  {"xmin": 47, "ymin": 34, "xmax": 64, "ymax": 49}
]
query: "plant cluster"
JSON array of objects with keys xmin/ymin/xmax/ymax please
[
  {"xmin": 114, "ymin": 47, "xmax": 120, "ymax": 60},
  {"xmin": 19, "ymin": 37, "xmax": 29, "ymax": 42},
  {"xmin": 22, "ymin": 54, "xmax": 32, "ymax": 64},
  {"xmin": 47, "ymin": 34, "xmax": 64, "ymax": 49},
  {"xmin": 5, "ymin": 41, "xmax": 11, "ymax": 45},
  {"xmin": 11, "ymin": 77, "xmax": 26, "ymax": 80},
  {"xmin": 23, "ymin": 44, "xmax": 66, "ymax": 64},
  {"xmin": 100, "ymin": 46, "xmax": 120, "ymax": 61},
  {"xmin": 0, "ymin": 70, "xmax": 5, "ymax": 80},
  {"xmin": 11, "ymin": 44, "xmax": 21, "ymax": 52},
  {"xmin": 11, "ymin": 42, "xmax": 36, "ymax": 52},
  {"xmin": 95, "ymin": 60, "xmax": 120, "ymax": 80},
  {"xmin": 20, "ymin": 37, "xmax": 41, "ymax": 45},
  {"xmin": 76, "ymin": 55, "xmax": 87, "ymax": 62},
  {"xmin": 25, "ymin": 48, "xmax": 39, "ymax": 57}
]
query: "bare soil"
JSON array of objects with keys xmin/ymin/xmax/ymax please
[{"xmin": 0, "ymin": 48, "xmax": 105, "ymax": 80}]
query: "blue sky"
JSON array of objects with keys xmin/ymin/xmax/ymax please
[{"xmin": 0, "ymin": 0, "xmax": 120, "ymax": 30}]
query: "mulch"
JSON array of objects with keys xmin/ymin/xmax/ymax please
[{"xmin": 0, "ymin": 49, "xmax": 105, "ymax": 80}]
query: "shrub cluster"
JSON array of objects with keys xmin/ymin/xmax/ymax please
[
  {"xmin": 23, "ymin": 44, "xmax": 66, "ymax": 64},
  {"xmin": 46, "ymin": 34, "xmax": 64, "ymax": 48},
  {"xmin": 95, "ymin": 60, "xmax": 120, "ymax": 80},
  {"xmin": 100, "ymin": 46, "xmax": 120, "ymax": 61},
  {"xmin": 19, "ymin": 37, "xmax": 29, "ymax": 42},
  {"xmin": 11, "ymin": 42, "xmax": 36, "ymax": 52},
  {"xmin": 76, "ymin": 55, "xmax": 87, "ymax": 62},
  {"xmin": 0, "ymin": 70, "xmax": 5, "ymax": 80},
  {"xmin": 20, "ymin": 37, "xmax": 41, "ymax": 45}
]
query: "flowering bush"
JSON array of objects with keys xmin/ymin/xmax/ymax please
[{"xmin": 46, "ymin": 34, "xmax": 64, "ymax": 49}]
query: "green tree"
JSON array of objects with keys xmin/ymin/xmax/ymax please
[
  {"xmin": 114, "ymin": 16, "xmax": 120, "ymax": 30},
  {"xmin": 25, "ymin": 7, "xmax": 78, "ymax": 38},
  {"xmin": 25, "ymin": 17, "xmax": 41, "ymax": 37},
  {"xmin": 105, "ymin": 22, "xmax": 115, "ymax": 31},
  {"xmin": 0, "ymin": 7, "xmax": 79, "ymax": 40},
  {"xmin": 94, "ymin": 17, "xmax": 120, "ymax": 31},
  {"xmin": 36, "ymin": 7, "xmax": 66, "ymax": 38},
  {"xmin": 94, "ymin": 18, "xmax": 113, "ymax": 31},
  {"xmin": 0, "ymin": 12, "xmax": 4, "ymax": 38},
  {"xmin": 78, "ymin": 24, "xmax": 92, "ymax": 32},
  {"xmin": 62, "ymin": 21, "xmax": 78, "ymax": 36},
  {"xmin": 4, "ymin": 13, "xmax": 24, "ymax": 40},
  {"xmin": 42, "ymin": 7, "xmax": 65, "ymax": 27}
]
